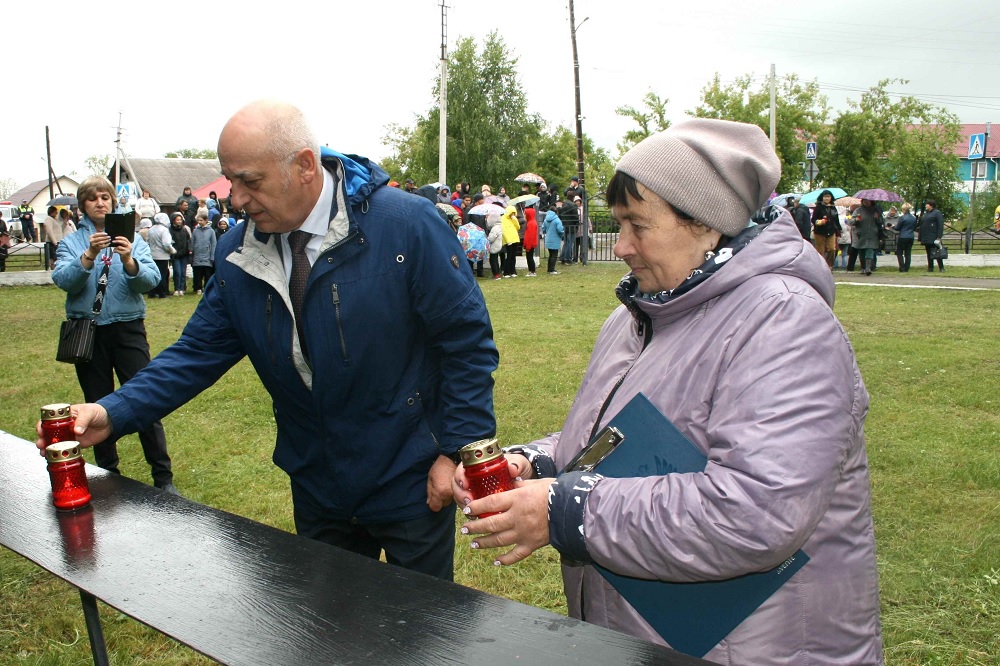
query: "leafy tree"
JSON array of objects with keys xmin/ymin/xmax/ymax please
[
  {"xmin": 824, "ymin": 80, "xmax": 962, "ymax": 220},
  {"xmin": 0, "ymin": 178, "xmax": 18, "ymax": 200},
  {"xmin": 164, "ymin": 149, "xmax": 218, "ymax": 159},
  {"xmin": 381, "ymin": 33, "xmax": 544, "ymax": 189},
  {"xmin": 530, "ymin": 125, "xmax": 614, "ymax": 199},
  {"xmin": 691, "ymin": 73, "xmax": 830, "ymax": 194},
  {"xmin": 84, "ymin": 154, "xmax": 114, "ymax": 178},
  {"xmin": 615, "ymin": 91, "xmax": 671, "ymax": 155}
]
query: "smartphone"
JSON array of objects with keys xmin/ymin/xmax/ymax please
[
  {"xmin": 562, "ymin": 426, "xmax": 625, "ymax": 474},
  {"xmin": 104, "ymin": 212, "xmax": 135, "ymax": 243}
]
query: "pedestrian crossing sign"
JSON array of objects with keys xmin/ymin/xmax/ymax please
[
  {"xmin": 969, "ymin": 133, "xmax": 985, "ymax": 160},
  {"xmin": 805, "ymin": 142, "xmax": 817, "ymax": 160}
]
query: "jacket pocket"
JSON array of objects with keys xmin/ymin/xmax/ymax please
[
  {"xmin": 265, "ymin": 294, "xmax": 277, "ymax": 366},
  {"xmin": 330, "ymin": 284, "xmax": 350, "ymax": 364}
]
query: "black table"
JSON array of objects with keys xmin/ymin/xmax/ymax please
[{"xmin": 0, "ymin": 431, "xmax": 712, "ymax": 665}]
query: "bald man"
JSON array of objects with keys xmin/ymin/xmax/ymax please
[{"xmin": 44, "ymin": 100, "xmax": 499, "ymax": 580}]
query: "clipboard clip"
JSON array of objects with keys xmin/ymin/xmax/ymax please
[{"xmin": 562, "ymin": 426, "xmax": 625, "ymax": 474}]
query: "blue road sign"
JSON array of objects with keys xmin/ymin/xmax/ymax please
[
  {"xmin": 969, "ymin": 133, "xmax": 985, "ymax": 160},
  {"xmin": 805, "ymin": 142, "xmax": 817, "ymax": 160}
]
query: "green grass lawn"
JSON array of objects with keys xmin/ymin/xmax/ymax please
[{"xmin": 1, "ymin": 263, "xmax": 998, "ymax": 664}]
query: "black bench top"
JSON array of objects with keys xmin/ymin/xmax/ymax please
[{"xmin": 0, "ymin": 431, "xmax": 711, "ymax": 665}]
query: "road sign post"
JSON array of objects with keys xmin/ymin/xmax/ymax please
[
  {"xmin": 804, "ymin": 161, "xmax": 819, "ymax": 190},
  {"xmin": 805, "ymin": 142, "xmax": 817, "ymax": 161},
  {"xmin": 966, "ymin": 126, "xmax": 991, "ymax": 253}
]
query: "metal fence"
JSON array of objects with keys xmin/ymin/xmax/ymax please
[{"xmin": 584, "ymin": 202, "xmax": 1000, "ymax": 259}]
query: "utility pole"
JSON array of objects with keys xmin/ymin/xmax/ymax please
[
  {"xmin": 438, "ymin": 1, "xmax": 448, "ymax": 186},
  {"xmin": 569, "ymin": 0, "xmax": 589, "ymax": 264},
  {"xmin": 45, "ymin": 126, "xmax": 54, "ymax": 201},
  {"xmin": 966, "ymin": 122, "xmax": 990, "ymax": 254},
  {"xmin": 769, "ymin": 64, "xmax": 777, "ymax": 149}
]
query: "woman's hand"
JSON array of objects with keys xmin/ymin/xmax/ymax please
[
  {"xmin": 110, "ymin": 235, "xmax": 133, "ymax": 259},
  {"xmin": 87, "ymin": 232, "xmax": 111, "ymax": 257},
  {"xmin": 110, "ymin": 236, "xmax": 139, "ymax": 275},
  {"xmin": 452, "ymin": 453, "xmax": 532, "ymax": 506},
  {"xmin": 459, "ymin": 477, "xmax": 556, "ymax": 566}
]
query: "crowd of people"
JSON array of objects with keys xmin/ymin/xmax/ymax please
[
  {"xmin": 397, "ymin": 175, "xmax": 591, "ymax": 278},
  {"xmin": 777, "ymin": 192, "xmax": 947, "ymax": 273}
]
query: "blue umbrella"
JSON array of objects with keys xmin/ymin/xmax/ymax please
[
  {"xmin": 456, "ymin": 223, "xmax": 488, "ymax": 262},
  {"xmin": 798, "ymin": 188, "xmax": 847, "ymax": 205}
]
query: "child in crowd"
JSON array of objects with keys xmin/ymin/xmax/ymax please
[
  {"xmin": 191, "ymin": 211, "xmax": 218, "ymax": 295},
  {"xmin": 486, "ymin": 213, "xmax": 504, "ymax": 280}
]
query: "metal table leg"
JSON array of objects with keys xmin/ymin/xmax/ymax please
[{"xmin": 79, "ymin": 590, "xmax": 109, "ymax": 666}]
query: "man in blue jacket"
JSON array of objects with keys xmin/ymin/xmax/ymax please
[{"xmin": 50, "ymin": 100, "xmax": 499, "ymax": 580}]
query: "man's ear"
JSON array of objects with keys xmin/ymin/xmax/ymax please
[{"xmin": 294, "ymin": 148, "xmax": 318, "ymax": 185}]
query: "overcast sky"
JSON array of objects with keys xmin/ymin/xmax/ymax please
[{"xmin": 3, "ymin": 0, "xmax": 998, "ymax": 191}]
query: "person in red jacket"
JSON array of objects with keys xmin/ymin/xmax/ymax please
[{"xmin": 522, "ymin": 204, "xmax": 538, "ymax": 276}]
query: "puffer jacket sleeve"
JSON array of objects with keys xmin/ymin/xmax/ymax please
[
  {"xmin": 126, "ymin": 236, "xmax": 162, "ymax": 293},
  {"xmin": 52, "ymin": 228, "xmax": 93, "ymax": 296},
  {"xmin": 563, "ymin": 290, "xmax": 862, "ymax": 581}
]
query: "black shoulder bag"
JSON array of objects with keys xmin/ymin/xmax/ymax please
[{"xmin": 56, "ymin": 252, "xmax": 111, "ymax": 364}]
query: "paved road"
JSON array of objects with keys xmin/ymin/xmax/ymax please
[
  {"xmin": 3, "ymin": 267, "xmax": 998, "ymax": 291},
  {"xmin": 832, "ymin": 270, "xmax": 1000, "ymax": 291}
]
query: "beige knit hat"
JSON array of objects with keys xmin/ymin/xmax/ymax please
[{"xmin": 615, "ymin": 118, "xmax": 781, "ymax": 237}]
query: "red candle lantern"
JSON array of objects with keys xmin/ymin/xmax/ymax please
[
  {"xmin": 458, "ymin": 438, "xmax": 515, "ymax": 518},
  {"xmin": 45, "ymin": 442, "xmax": 92, "ymax": 511},
  {"xmin": 40, "ymin": 403, "xmax": 76, "ymax": 447}
]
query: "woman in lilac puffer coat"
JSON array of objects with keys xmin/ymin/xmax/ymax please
[{"xmin": 455, "ymin": 119, "xmax": 882, "ymax": 665}]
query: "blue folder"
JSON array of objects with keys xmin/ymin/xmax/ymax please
[{"xmin": 586, "ymin": 392, "xmax": 809, "ymax": 658}]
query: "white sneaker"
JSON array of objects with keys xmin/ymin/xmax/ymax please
[
  {"xmin": 548, "ymin": 271, "xmax": 559, "ymax": 275},
  {"xmin": 527, "ymin": 272, "xmax": 537, "ymax": 277}
]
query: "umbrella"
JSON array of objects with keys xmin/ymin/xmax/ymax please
[
  {"xmin": 768, "ymin": 193, "xmax": 801, "ymax": 206},
  {"xmin": 456, "ymin": 223, "xmax": 488, "ymax": 262},
  {"xmin": 47, "ymin": 195, "xmax": 77, "ymax": 207},
  {"xmin": 468, "ymin": 203, "xmax": 505, "ymax": 217},
  {"xmin": 435, "ymin": 203, "xmax": 460, "ymax": 219},
  {"xmin": 835, "ymin": 196, "xmax": 861, "ymax": 207},
  {"xmin": 482, "ymin": 195, "xmax": 506, "ymax": 206},
  {"xmin": 508, "ymin": 194, "xmax": 540, "ymax": 207},
  {"xmin": 798, "ymin": 188, "xmax": 848, "ymax": 205},
  {"xmin": 853, "ymin": 188, "xmax": 902, "ymax": 202},
  {"xmin": 514, "ymin": 172, "xmax": 545, "ymax": 184}
]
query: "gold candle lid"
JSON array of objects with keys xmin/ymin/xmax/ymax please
[
  {"xmin": 45, "ymin": 442, "xmax": 83, "ymax": 463},
  {"xmin": 40, "ymin": 404, "xmax": 72, "ymax": 421},
  {"xmin": 458, "ymin": 438, "xmax": 503, "ymax": 466}
]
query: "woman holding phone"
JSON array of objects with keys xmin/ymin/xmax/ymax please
[{"xmin": 52, "ymin": 176, "xmax": 178, "ymax": 494}]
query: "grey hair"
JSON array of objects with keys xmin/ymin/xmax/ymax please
[{"xmin": 265, "ymin": 106, "xmax": 321, "ymax": 171}]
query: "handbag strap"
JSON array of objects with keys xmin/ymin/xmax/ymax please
[{"xmin": 91, "ymin": 250, "xmax": 113, "ymax": 315}]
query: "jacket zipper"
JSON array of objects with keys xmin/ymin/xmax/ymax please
[
  {"xmin": 265, "ymin": 294, "xmax": 276, "ymax": 366},
  {"xmin": 330, "ymin": 284, "xmax": 349, "ymax": 363},
  {"xmin": 584, "ymin": 314, "xmax": 653, "ymax": 446}
]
